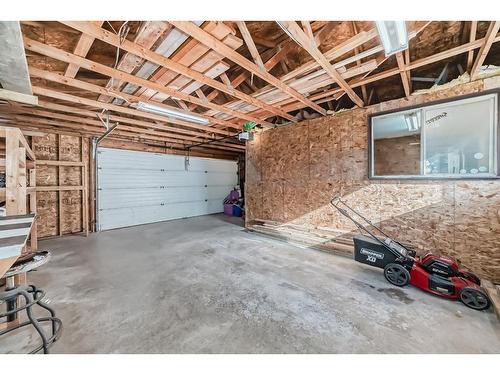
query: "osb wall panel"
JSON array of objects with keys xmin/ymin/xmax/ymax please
[
  {"xmin": 246, "ymin": 77, "xmax": 500, "ymax": 282},
  {"xmin": 374, "ymin": 135, "xmax": 421, "ymax": 175},
  {"xmin": 32, "ymin": 134, "xmax": 89, "ymax": 237}
]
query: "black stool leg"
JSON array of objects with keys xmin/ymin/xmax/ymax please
[{"xmin": 19, "ymin": 290, "xmax": 49, "ymax": 354}]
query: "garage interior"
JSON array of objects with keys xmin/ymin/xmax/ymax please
[{"xmin": 1, "ymin": 19, "xmax": 500, "ymax": 354}]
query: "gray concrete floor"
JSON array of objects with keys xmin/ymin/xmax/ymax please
[{"xmin": 2, "ymin": 214, "xmax": 500, "ymax": 353}]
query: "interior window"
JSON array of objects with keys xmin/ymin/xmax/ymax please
[{"xmin": 370, "ymin": 93, "xmax": 498, "ymax": 178}]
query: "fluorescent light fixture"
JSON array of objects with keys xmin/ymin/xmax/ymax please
[
  {"xmin": 376, "ymin": 21, "xmax": 408, "ymax": 56},
  {"xmin": 135, "ymin": 101, "xmax": 209, "ymax": 125},
  {"xmin": 404, "ymin": 112, "xmax": 420, "ymax": 132}
]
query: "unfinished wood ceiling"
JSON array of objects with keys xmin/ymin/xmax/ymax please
[{"xmin": 1, "ymin": 21, "xmax": 499, "ymax": 157}]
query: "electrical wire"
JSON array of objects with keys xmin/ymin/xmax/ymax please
[{"xmin": 107, "ymin": 21, "xmax": 130, "ymax": 99}]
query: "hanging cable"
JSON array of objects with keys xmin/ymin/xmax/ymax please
[{"xmin": 108, "ymin": 21, "xmax": 130, "ymax": 93}]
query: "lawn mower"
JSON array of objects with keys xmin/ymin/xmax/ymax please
[{"xmin": 330, "ymin": 196, "xmax": 491, "ymax": 311}]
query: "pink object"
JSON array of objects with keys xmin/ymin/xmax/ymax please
[
  {"xmin": 224, "ymin": 203, "xmax": 233, "ymax": 216},
  {"xmin": 229, "ymin": 189, "xmax": 240, "ymax": 200}
]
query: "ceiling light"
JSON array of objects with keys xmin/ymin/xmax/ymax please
[
  {"xmin": 135, "ymin": 101, "xmax": 209, "ymax": 125},
  {"xmin": 376, "ymin": 21, "xmax": 408, "ymax": 56},
  {"xmin": 404, "ymin": 112, "xmax": 420, "ymax": 132}
]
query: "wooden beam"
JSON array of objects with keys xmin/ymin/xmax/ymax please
[
  {"xmin": 257, "ymin": 27, "xmax": 500, "ymax": 116},
  {"xmin": 220, "ymin": 72, "xmax": 232, "ymax": 87},
  {"xmin": 170, "ymin": 21, "xmax": 327, "ymax": 115},
  {"xmin": 60, "ymin": 21, "xmax": 293, "ymax": 123},
  {"xmin": 2, "ymin": 107, "xmax": 230, "ymax": 145},
  {"xmin": 189, "ymin": 21, "xmax": 335, "ymax": 112},
  {"xmin": 408, "ymin": 32, "xmax": 500, "ymax": 71},
  {"xmin": 470, "ymin": 21, "xmax": 500, "ymax": 80},
  {"xmin": 133, "ymin": 22, "xmax": 233, "ymax": 102},
  {"xmin": 251, "ymin": 36, "xmax": 275, "ymax": 48},
  {"xmin": 301, "ymin": 21, "xmax": 315, "ymax": 47},
  {"xmin": 246, "ymin": 30, "xmax": 497, "ymax": 118},
  {"xmin": 28, "ymin": 66, "xmax": 240, "ymax": 131},
  {"xmin": 98, "ymin": 21, "xmax": 172, "ymax": 103},
  {"xmin": 23, "ymin": 36, "xmax": 270, "ymax": 128},
  {"xmin": 0, "ymin": 89, "xmax": 38, "ymax": 106},
  {"xmin": 2, "ymin": 115, "xmax": 245, "ymax": 152},
  {"xmin": 396, "ymin": 52, "xmax": 411, "ymax": 97},
  {"xmin": 467, "ymin": 21, "xmax": 478, "ymax": 72},
  {"xmin": 31, "ymin": 85, "xmax": 233, "ymax": 136},
  {"xmin": 236, "ymin": 21, "xmax": 265, "ymax": 71},
  {"xmin": 276, "ymin": 21, "xmax": 364, "ymax": 107},
  {"xmin": 24, "ymin": 100, "xmax": 232, "ymax": 141},
  {"xmin": 350, "ymin": 21, "xmax": 367, "ymax": 103},
  {"xmin": 235, "ymin": 22, "xmax": 426, "ymax": 115},
  {"xmin": 65, "ymin": 21, "xmax": 103, "ymax": 78},
  {"xmin": 404, "ymin": 48, "xmax": 412, "ymax": 93}
]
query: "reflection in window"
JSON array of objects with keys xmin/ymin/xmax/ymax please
[
  {"xmin": 371, "ymin": 93, "xmax": 498, "ymax": 178},
  {"xmin": 373, "ymin": 110, "xmax": 422, "ymax": 176}
]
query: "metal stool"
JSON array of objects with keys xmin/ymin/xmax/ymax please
[{"xmin": 0, "ymin": 251, "xmax": 62, "ymax": 354}]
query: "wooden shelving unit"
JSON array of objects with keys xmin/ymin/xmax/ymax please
[
  {"xmin": 0, "ymin": 126, "xmax": 37, "ymax": 330},
  {"xmin": 0, "ymin": 126, "xmax": 37, "ymax": 250}
]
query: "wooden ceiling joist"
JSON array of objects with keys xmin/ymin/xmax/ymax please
[
  {"xmin": 210, "ymin": 59, "xmax": 377, "ymax": 122},
  {"xmin": 277, "ymin": 21, "xmax": 364, "ymax": 107},
  {"xmin": 30, "ymin": 99, "xmax": 213, "ymax": 141},
  {"xmin": 466, "ymin": 21, "xmax": 478, "ymax": 72},
  {"xmin": 31, "ymin": 85, "xmax": 232, "ymax": 137},
  {"xmin": 203, "ymin": 25, "xmax": 383, "ymax": 119},
  {"xmin": 0, "ymin": 107, "xmax": 245, "ymax": 153},
  {"xmin": 5, "ymin": 116, "xmax": 245, "ymax": 153},
  {"xmin": 350, "ymin": 21, "xmax": 368, "ymax": 103},
  {"xmin": 133, "ymin": 22, "xmax": 237, "ymax": 105},
  {"xmin": 64, "ymin": 21, "xmax": 104, "ymax": 78},
  {"xmin": 98, "ymin": 21, "xmax": 172, "ymax": 103},
  {"xmin": 1, "ymin": 119, "xmax": 242, "ymax": 158},
  {"xmin": 60, "ymin": 21, "xmax": 294, "ymax": 124},
  {"xmin": 246, "ymin": 22, "xmax": 500, "ymax": 118},
  {"xmin": 396, "ymin": 52, "xmax": 411, "ymax": 97},
  {"xmin": 112, "ymin": 21, "xmax": 203, "ymax": 105},
  {"xmin": 170, "ymin": 21, "xmax": 327, "ymax": 116},
  {"xmin": 470, "ymin": 21, "xmax": 500, "ymax": 80},
  {"xmin": 22, "ymin": 36, "xmax": 270, "ymax": 128},
  {"xmin": 3, "ymin": 104, "xmax": 240, "ymax": 149},
  {"xmin": 236, "ymin": 21, "xmax": 265, "ymax": 71},
  {"xmin": 28, "ymin": 66, "xmax": 241, "ymax": 133},
  {"xmin": 301, "ymin": 21, "xmax": 315, "ymax": 45},
  {"xmin": 191, "ymin": 21, "xmax": 336, "ymax": 113}
]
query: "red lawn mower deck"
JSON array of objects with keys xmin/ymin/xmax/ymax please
[{"xmin": 331, "ymin": 197, "xmax": 491, "ymax": 311}]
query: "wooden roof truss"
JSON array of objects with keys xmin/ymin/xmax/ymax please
[{"xmin": 1, "ymin": 20, "xmax": 499, "ymax": 157}]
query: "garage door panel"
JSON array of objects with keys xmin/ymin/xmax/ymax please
[
  {"xmin": 187, "ymin": 158, "xmax": 238, "ymax": 173},
  {"xmin": 98, "ymin": 169, "xmax": 167, "ymax": 188},
  {"xmin": 98, "ymin": 149, "xmax": 237, "ymax": 173},
  {"xmin": 99, "ymin": 169, "xmax": 236, "ymax": 189},
  {"xmin": 98, "ymin": 186, "xmax": 232, "ymax": 210},
  {"xmin": 97, "ymin": 148, "xmax": 238, "ymax": 230},
  {"xmin": 98, "ymin": 148, "xmax": 179, "ymax": 170},
  {"xmin": 98, "ymin": 200, "xmax": 224, "ymax": 230}
]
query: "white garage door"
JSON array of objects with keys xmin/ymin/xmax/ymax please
[{"xmin": 97, "ymin": 148, "xmax": 238, "ymax": 231}]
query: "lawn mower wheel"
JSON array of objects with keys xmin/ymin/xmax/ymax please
[
  {"xmin": 459, "ymin": 287, "xmax": 490, "ymax": 311},
  {"xmin": 384, "ymin": 263, "xmax": 410, "ymax": 287}
]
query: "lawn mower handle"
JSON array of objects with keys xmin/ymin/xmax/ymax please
[
  {"xmin": 329, "ymin": 194, "xmax": 415, "ymax": 260},
  {"xmin": 330, "ymin": 196, "xmax": 342, "ymax": 206}
]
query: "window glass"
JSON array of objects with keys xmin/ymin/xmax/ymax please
[
  {"xmin": 372, "ymin": 110, "xmax": 421, "ymax": 176},
  {"xmin": 423, "ymin": 96, "xmax": 496, "ymax": 176}
]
